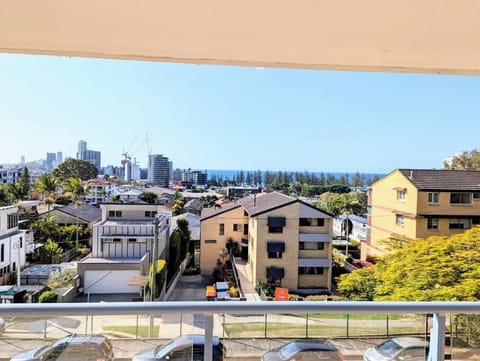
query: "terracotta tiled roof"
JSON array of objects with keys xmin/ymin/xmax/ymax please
[
  {"xmin": 200, "ymin": 202, "xmax": 242, "ymax": 220},
  {"xmin": 398, "ymin": 169, "xmax": 480, "ymax": 191}
]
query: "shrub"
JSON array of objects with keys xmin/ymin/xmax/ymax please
[{"xmin": 39, "ymin": 290, "xmax": 58, "ymax": 303}]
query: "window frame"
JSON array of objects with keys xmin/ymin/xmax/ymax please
[
  {"xmin": 450, "ymin": 192, "xmax": 472, "ymax": 205},
  {"xmin": 428, "ymin": 192, "xmax": 439, "ymax": 204},
  {"xmin": 396, "ymin": 190, "xmax": 406, "ymax": 201},
  {"xmin": 396, "ymin": 214, "xmax": 405, "ymax": 226},
  {"xmin": 427, "ymin": 217, "xmax": 439, "ymax": 230}
]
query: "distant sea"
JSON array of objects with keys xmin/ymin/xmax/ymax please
[{"xmin": 205, "ymin": 169, "xmax": 385, "ymax": 181}]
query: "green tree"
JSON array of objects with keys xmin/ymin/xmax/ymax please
[
  {"xmin": 444, "ymin": 148, "xmax": 480, "ymax": 170},
  {"xmin": 43, "ymin": 238, "xmax": 63, "ymax": 263},
  {"xmin": 0, "ymin": 185, "xmax": 12, "ymax": 206},
  {"xmin": 167, "ymin": 231, "xmax": 182, "ymax": 284},
  {"xmin": 140, "ymin": 191, "xmax": 157, "ymax": 204},
  {"xmin": 63, "ymin": 177, "xmax": 87, "ymax": 251},
  {"xmin": 176, "ymin": 218, "xmax": 191, "ymax": 260},
  {"xmin": 338, "ymin": 227, "xmax": 480, "ymax": 301},
  {"xmin": 53, "ymin": 158, "xmax": 98, "ymax": 181},
  {"xmin": 8, "ymin": 179, "xmax": 29, "ymax": 202},
  {"xmin": 172, "ymin": 190, "xmax": 185, "ymax": 216},
  {"xmin": 35, "ymin": 173, "xmax": 59, "ymax": 215},
  {"xmin": 20, "ymin": 166, "xmax": 31, "ymax": 199}
]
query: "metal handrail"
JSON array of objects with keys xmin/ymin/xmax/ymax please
[
  {"xmin": 0, "ymin": 300, "xmax": 479, "ymax": 317},
  {"xmin": 0, "ymin": 301, "xmax": 478, "ymax": 361}
]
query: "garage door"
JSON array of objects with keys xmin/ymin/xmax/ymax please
[{"xmin": 84, "ymin": 270, "xmax": 140, "ymax": 294}]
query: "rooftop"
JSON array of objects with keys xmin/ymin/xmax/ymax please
[{"xmin": 398, "ymin": 169, "xmax": 480, "ymax": 191}]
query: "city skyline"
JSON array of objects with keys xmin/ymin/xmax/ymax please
[{"xmin": 1, "ymin": 53, "xmax": 480, "ymax": 173}]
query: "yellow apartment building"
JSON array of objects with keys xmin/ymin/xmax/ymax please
[
  {"xmin": 200, "ymin": 192, "xmax": 333, "ymax": 291},
  {"xmin": 365, "ymin": 169, "xmax": 480, "ymax": 258}
]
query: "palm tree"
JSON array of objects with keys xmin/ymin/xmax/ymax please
[
  {"xmin": 35, "ymin": 173, "xmax": 59, "ymax": 215},
  {"xmin": 63, "ymin": 177, "xmax": 87, "ymax": 251}
]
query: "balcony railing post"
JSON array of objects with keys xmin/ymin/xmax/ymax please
[
  {"xmin": 204, "ymin": 314, "xmax": 214, "ymax": 361},
  {"xmin": 386, "ymin": 314, "xmax": 389, "ymax": 338},
  {"xmin": 428, "ymin": 313, "xmax": 446, "ymax": 361},
  {"xmin": 305, "ymin": 313, "xmax": 309, "ymax": 338}
]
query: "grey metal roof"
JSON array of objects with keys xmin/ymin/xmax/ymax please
[
  {"xmin": 398, "ymin": 169, "xmax": 480, "ymax": 191},
  {"xmin": 54, "ymin": 203, "xmax": 102, "ymax": 222}
]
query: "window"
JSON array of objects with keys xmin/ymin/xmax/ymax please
[
  {"xmin": 103, "ymin": 238, "xmax": 113, "ymax": 243},
  {"xmin": 396, "ymin": 190, "xmax": 406, "ymax": 201},
  {"xmin": 205, "ymin": 239, "xmax": 217, "ymax": 244},
  {"xmin": 145, "ymin": 211, "xmax": 157, "ymax": 218},
  {"xmin": 233, "ymin": 224, "xmax": 243, "ymax": 232},
  {"xmin": 473, "ymin": 193, "xmax": 480, "ymax": 199},
  {"xmin": 7, "ymin": 214, "xmax": 18, "ymax": 229},
  {"xmin": 268, "ymin": 251, "xmax": 283, "ymax": 259},
  {"xmin": 449, "ymin": 218, "xmax": 471, "ymax": 230},
  {"xmin": 128, "ymin": 238, "xmax": 137, "ymax": 242},
  {"xmin": 1, "ymin": 244, "xmax": 4, "ymax": 262},
  {"xmin": 12, "ymin": 262, "xmax": 16, "ymax": 272},
  {"xmin": 299, "ymin": 218, "xmax": 325, "ymax": 227},
  {"xmin": 269, "ymin": 226, "xmax": 283, "ymax": 233},
  {"xmin": 299, "ymin": 242, "xmax": 325, "ymax": 250},
  {"xmin": 219, "ymin": 223, "xmax": 224, "ymax": 235},
  {"xmin": 428, "ymin": 192, "xmax": 439, "ymax": 204},
  {"xmin": 298, "ymin": 267, "xmax": 324, "ymax": 275},
  {"xmin": 113, "ymin": 238, "xmax": 122, "ymax": 242},
  {"xmin": 396, "ymin": 214, "xmax": 405, "ymax": 225},
  {"xmin": 267, "ymin": 242, "xmax": 285, "ymax": 258},
  {"xmin": 450, "ymin": 192, "xmax": 472, "ymax": 204},
  {"xmin": 427, "ymin": 217, "xmax": 439, "ymax": 229},
  {"xmin": 108, "ymin": 210, "xmax": 122, "ymax": 217}
]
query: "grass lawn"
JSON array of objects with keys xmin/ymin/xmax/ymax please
[
  {"xmin": 224, "ymin": 322, "xmax": 422, "ymax": 338},
  {"xmin": 103, "ymin": 325, "xmax": 160, "ymax": 338},
  {"xmin": 291, "ymin": 313, "xmax": 410, "ymax": 320}
]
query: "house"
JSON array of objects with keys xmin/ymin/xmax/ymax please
[
  {"xmin": 77, "ymin": 203, "xmax": 171, "ymax": 295},
  {"xmin": 184, "ymin": 199, "xmax": 202, "ymax": 214},
  {"xmin": 42, "ymin": 203, "xmax": 102, "ymax": 227},
  {"xmin": 83, "ymin": 178, "xmax": 116, "ymax": 204},
  {"xmin": 200, "ymin": 191, "xmax": 333, "ymax": 292},
  {"xmin": 0, "ymin": 205, "xmax": 29, "ymax": 287},
  {"xmin": 365, "ymin": 169, "xmax": 480, "ymax": 258}
]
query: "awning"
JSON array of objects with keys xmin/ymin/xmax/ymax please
[
  {"xmin": 298, "ymin": 258, "xmax": 330, "ymax": 267},
  {"xmin": 299, "ymin": 233, "xmax": 330, "ymax": 242},
  {"xmin": 266, "ymin": 267, "xmax": 284, "ymax": 279},
  {"xmin": 267, "ymin": 242, "xmax": 285, "ymax": 252},
  {"xmin": 268, "ymin": 217, "xmax": 286, "ymax": 227}
]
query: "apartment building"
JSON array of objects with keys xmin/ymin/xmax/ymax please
[
  {"xmin": 78, "ymin": 203, "xmax": 171, "ymax": 294},
  {"xmin": 0, "ymin": 206, "xmax": 28, "ymax": 286},
  {"xmin": 365, "ymin": 169, "xmax": 480, "ymax": 258},
  {"xmin": 200, "ymin": 191, "xmax": 333, "ymax": 291}
]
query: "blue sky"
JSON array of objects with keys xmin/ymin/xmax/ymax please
[{"xmin": 0, "ymin": 53, "xmax": 479, "ymax": 173}]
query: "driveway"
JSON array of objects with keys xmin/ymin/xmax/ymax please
[{"xmin": 167, "ymin": 274, "xmax": 208, "ymax": 301}]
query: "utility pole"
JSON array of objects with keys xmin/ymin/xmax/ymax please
[
  {"xmin": 345, "ymin": 213, "xmax": 349, "ymax": 258},
  {"xmin": 150, "ymin": 216, "xmax": 160, "ymax": 301}
]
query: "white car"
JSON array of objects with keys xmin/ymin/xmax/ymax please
[{"xmin": 364, "ymin": 337, "xmax": 429, "ymax": 361}]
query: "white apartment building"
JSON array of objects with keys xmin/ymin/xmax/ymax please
[
  {"xmin": 78, "ymin": 203, "xmax": 171, "ymax": 294},
  {"xmin": 0, "ymin": 206, "xmax": 28, "ymax": 286}
]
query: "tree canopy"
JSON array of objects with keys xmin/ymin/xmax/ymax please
[
  {"xmin": 444, "ymin": 148, "xmax": 480, "ymax": 170},
  {"xmin": 337, "ymin": 227, "xmax": 480, "ymax": 301},
  {"xmin": 53, "ymin": 158, "xmax": 98, "ymax": 180}
]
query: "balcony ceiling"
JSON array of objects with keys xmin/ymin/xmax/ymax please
[{"xmin": 1, "ymin": 0, "xmax": 480, "ymax": 74}]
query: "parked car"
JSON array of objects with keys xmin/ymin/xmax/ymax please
[
  {"xmin": 262, "ymin": 340, "xmax": 344, "ymax": 361},
  {"xmin": 363, "ymin": 337, "xmax": 429, "ymax": 361},
  {"xmin": 9, "ymin": 334, "xmax": 114, "ymax": 361},
  {"xmin": 132, "ymin": 334, "xmax": 225, "ymax": 361}
]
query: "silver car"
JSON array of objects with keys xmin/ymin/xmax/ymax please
[
  {"xmin": 262, "ymin": 340, "xmax": 344, "ymax": 361},
  {"xmin": 364, "ymin": 337, "xmax": 429, "ymax": 361},
  {"xmin": 132, "ymin": 334, "xmax": 225, "ymax": 361}
]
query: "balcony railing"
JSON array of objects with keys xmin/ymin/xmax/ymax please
[{"xmin": 1, "ymin": 301, "xmax": 479, "ymax": 361}]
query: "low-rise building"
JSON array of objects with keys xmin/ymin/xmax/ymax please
[
  {"xmin": 200, "ymin": 191, "xmax": 333, "ymax": 292},
  {"xmin": 366, "ymin": 169, "xmax": 480, "ymax": 258},
  {"xmin": 78, "ymin": 203, "xmax": 171, "ymax": 295},
  {"xmin": 0, "ymin": 205, "xmax": 29, "ymax": 287}
]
